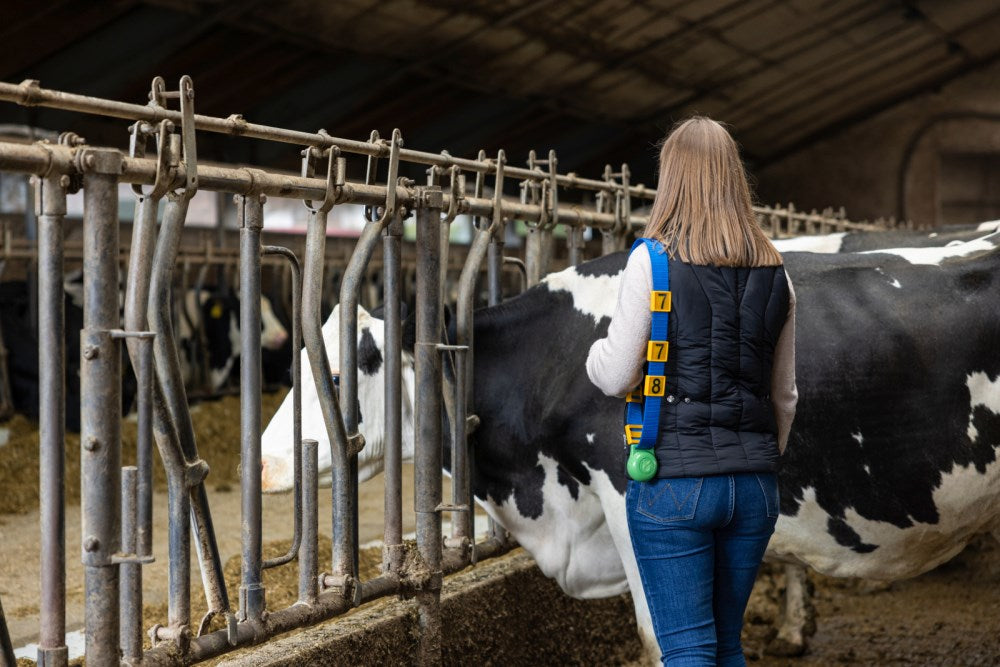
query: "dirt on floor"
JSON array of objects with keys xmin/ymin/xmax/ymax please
[
  {"xmin": 4, "ymin": 391, "xmax": 1000, "ymax": 664},
  {"xmin": 744, "ymin": 534, "xmax": 1000, "ymax": 666}
]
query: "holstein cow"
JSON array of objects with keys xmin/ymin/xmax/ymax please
[
  {"xmin": 0, "ymin": 279, "xmax": 135, "ymax": 431},
  {"xmin": 177, "ymin": 289, "xmax": 289, "ymax": 392},
  {"xmin": 261, "ymin": 233, "xmax": 1000, "ymax": 662},
  {"xmin": 774, "ymin": 219, "xmax": 1000, "ymax": 254}
]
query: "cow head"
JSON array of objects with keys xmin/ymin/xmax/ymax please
[
  {"xmin": 260, "ymin": 304, "xmax": 416, "ymax": 492},
  {"xmin": 260, "ymin": 295, "xmax": 289, "ymax": 350}
]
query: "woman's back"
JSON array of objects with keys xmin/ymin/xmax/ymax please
[{"xmin": 585, "ymin": 116, "xmax": 797, "ymax": 665}]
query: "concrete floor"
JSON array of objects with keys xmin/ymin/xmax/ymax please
[{"xmin": 1, "ymin": 463, "xmax": 462, "ymax": 652}]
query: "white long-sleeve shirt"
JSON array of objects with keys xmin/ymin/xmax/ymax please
[{"xmin": 585, "ymin": 244, "xmax": 798, "ymax": 453}]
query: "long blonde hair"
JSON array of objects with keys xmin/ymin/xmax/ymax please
[{"xmin": 643, "ymin": 117, "xmax": 782, "ymax": 267}]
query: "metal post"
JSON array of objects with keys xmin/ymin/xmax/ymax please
[
  {"xmin": 487, "ymin": 234, "xmax": 504, "ymax": 306},
  {"xmin": 340, "ymin": 130, "xmax": 401, "ymax": 581},
  {"xmin": 0, "ymin": 595, "xmax": 15, "ymax": 667},
  {"xmin": 238, "ymin": 194, "xmax": 265, "ymax": 623},
  {"xmin": 35, "ymin": 172, "xmax": 68, "ymax": 667},
  {"xmin": 135, "ymin": 334, "xmax": 154, "ymax": 559},
  {"xmin": 298, "ymin": 439, "xmax": 319, "ymax": 606},
  {"xmin": 413, "ymin": 186, "xmax": 443, "ymax": 665},
  {"xmin": 79, "ymin": 149, "xmax": 122, "ymax": 667},
  {"xmin": 383, "ymin": 213, "xmax": 404, "ymax": 574},
  {"xmin": 450, "ymin": 345, "xmax": 471, "ymax": 547},
  {"xmin": 262, "ymin": 246, "xmax": 303, "ymax": 570},
  {"xmin": 144, "ymin": 79, "xmax": 231, "ymax": 639},
  {"xmin": 567, "ymin": 226, "xmax": 584, "ymax": 266},
  {"xmin": 297, "ymin": 149, "xmax": 355, "ymax": 597},
  {"xmin": 120, "ymin": 467, "xmax": 141, "ymax": 663}
]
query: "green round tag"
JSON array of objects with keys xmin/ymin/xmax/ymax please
[{"xmin": 627, "ymin": 448, "xmax": 658, "ymax": 482}]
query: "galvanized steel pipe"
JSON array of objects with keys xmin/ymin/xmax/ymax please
[
  {"xmin": 79, "ymin": 151, "xmax": 122, "ymax": 666},
  {"xmin": 238, "ymin": 194, "xmax": 266, "ymax": 622},
  {"xmin": 35, "ymin": 173, "xmax": 68, "ymax": 667},
  {"xmin": 413, "ymin": 186, "xmax": 444, "ymax": 665}
]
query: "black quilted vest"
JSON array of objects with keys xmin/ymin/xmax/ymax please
[{"xmin": 652, "ymin": 260, "xmax": 790, "ymax": 478}]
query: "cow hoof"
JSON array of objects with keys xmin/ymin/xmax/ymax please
[{"xmin": 765, "ymin": 634, "xmax": 807, "ymax": 657}]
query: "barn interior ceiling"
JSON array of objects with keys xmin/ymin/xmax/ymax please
[{"xmin": 1, "ymin": 0, "xmax": 999, "ymax": 189}]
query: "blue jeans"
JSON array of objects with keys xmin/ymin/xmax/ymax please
[{"xmin": 626, "ymin": 472, "xmax": 779, "ymax": 666}]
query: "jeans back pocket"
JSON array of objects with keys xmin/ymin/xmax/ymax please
[
  {"xmin": 636, "ymin": 477, "xmax": 703, "ymax": 522},
  {"xmin": 755, "ymin": 472, "xmax": 780, "ymax": 518}
]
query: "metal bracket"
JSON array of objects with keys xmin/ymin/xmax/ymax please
[
  {"xmin": 148, "ymin": 75, "xmax": 198, "ymax": 201},
  {"xmin": 322, "ymin": 573, "xmax": 362, "ymax": 607},
  {"xmin": 347, "ymin": 431, "xmax": 366, "ymax": 457},
  {"xmin": 129, "ymin": 119, "xmax": 174, "ymax": 199},
  {"xmin": 486, "ymin": 150, "xmax": 507, "ymax": 235},
  {"xmin": 364, "ymin": 129, "xmax": 403, "ymax": 225},
  {"xmin": 435, "ymin": 503, "xmax": 469, "ymax": 513},
  {"xmin": 446, "ymin": 165, "xmax": 464, "ymax": 222},
  {"xmin": 301, "ymin": 129, "xmax": 346, "ymax": 213},
  {"xmin": 74, "ymin": 147, "xmax": 123, "ymax": 176},
  {"xmin": 466, "ymin": 414, "xmax": 481, "ymax": 434},
  {"xmin": 150, "ymin": 622, "xmax": 191, "ymax": 653}
]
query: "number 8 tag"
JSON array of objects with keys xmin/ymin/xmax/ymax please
[{"xmin": 644, "ymin": 375, "xmax": 666, "ymax": 397}]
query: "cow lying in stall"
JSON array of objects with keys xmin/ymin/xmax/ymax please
[{"xmin": 260, "ymin": 230, "xmax": 1000, "ymax": 663}]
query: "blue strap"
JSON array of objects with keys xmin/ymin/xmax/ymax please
[{"xmin": 625, "ymin": 238, "xmax": 670, "ymax": 451}]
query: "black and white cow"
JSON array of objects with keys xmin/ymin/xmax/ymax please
[
  {"xmin": 261, "ymin": 233, "xmax": 1000, "ymax": 662},
  {"xmin": 177, "ymin": 289, "xmax": 289, "ymax": 392},
  {"xmin": 0, "ymin": 279, "xmax": 135, "ymax": 432},
  {"xmin": 774, "ymin": 219, "xmax": 1000, "ymax": 253}
]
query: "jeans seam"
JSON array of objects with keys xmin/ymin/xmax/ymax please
[
  {"xmin": 626, "ymin": 484, "xmax": 668, "ymax": 657},
  {"xmin": 755, "ymin": 472, "xmax": 779, "ymax": 518},
  {"xmin": 721, "ymin": 474, "xmax": 735, "ymax": 527}
]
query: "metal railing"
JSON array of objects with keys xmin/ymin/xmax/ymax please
[{"xmin": 0, "ymin": 75, "xmax": 881, "ymax": 667}]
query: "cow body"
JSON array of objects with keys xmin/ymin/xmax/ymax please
[
  {"xmin": 261, "ymin": 234, "xmax": 1000, "ymax": 660},
  {"xmin": 0, "ymin": 280, "xmax": 135, "ymax": 431},
  {"xmin": 774, "ymin": 219, "xmax": 1000, "ymax": 254}
]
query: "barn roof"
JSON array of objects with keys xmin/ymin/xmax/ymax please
[{"xmin": 1, "ymin": 0, "xmax": 998, "ymax": 184}]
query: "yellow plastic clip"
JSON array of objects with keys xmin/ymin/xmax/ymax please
[
  {"xmin": 644, "ymin": 375, "xmax": 666, "ymax": 397},
  {"xmin": 625, "ymin": 389, "xmax": 643, "ymax": 403},
  {"xmin": 624, "ymin": 424, "xmax": 642, "ymax": 445},
  {"xmin": 650, "ymin": 290, "xmax": 671, "ymax": 312},
  {"xmin": 647, "ymin": 340, "xmax": 669, "ymax": 363}
]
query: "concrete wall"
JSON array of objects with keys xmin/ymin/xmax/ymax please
[
  {"xmin": 217, "ymin": 550, "xmax": 643, "ymax": 667},
  {"xmin": 753, "ymin": 61, "xmax": 1000, "ymax": 228}
]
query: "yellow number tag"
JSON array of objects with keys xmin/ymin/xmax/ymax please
[
  {"xmin": 650, "ymin": 291, "xmax": 672, "ymax": 312},
  {"xmin": 625, "ymin": 389, "xmax": 643, "ymax": 403},
  {"xmin": 644, "ymin": 375, "xmax": 666, "ymax": 397},
  {"xmin": 624, "ymin": 424, "xmax": 642, "ymax": 445},
  {"xmin": 647, "ymin": 341, "xmax": 669, "ymax": 363}
]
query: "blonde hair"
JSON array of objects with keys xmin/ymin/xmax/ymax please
[{"xmin": 643, "ymin": 117, "xmax": 782, "ymax": 267}]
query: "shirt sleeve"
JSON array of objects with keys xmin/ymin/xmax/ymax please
[
  {"xmin": 771, "ymin": 276, "xmax": 798, "ymax": 454},
  {"xmin": 585, "ymin": 244, "xmax": 652, "ymax": 398}
]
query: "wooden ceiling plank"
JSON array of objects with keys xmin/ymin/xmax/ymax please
[
  {"xmin": 734, "ymin": 4, "xmax": 1000, "ymax": 134},
  {"xmin": 758, "ymin": 43, "xmax": 1000, "ymax": 165}
]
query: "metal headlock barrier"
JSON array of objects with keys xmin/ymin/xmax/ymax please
[{"xmin": 0, "ymin": 76, "xmax": 880, "ymax": 667}]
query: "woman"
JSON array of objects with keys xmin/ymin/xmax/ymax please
[{"xmin": 586, "ymin": 117, "xmax": 797, "ymax": 666}]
